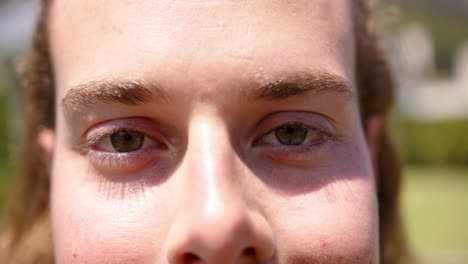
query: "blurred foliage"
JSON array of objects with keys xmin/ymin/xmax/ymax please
[
  {"xmin": 0, "ymin": 92, "xmax": 10, "ymax": 212},
  {"xmin": 384, "ymin": 1, "xmax": 468, "ymax": 167},
  {"xmin": 392, "ymin": 1, "xmax": 468, "ymax": 75},
  {"xmin": 396, "ymin": 119, "xmax": 468, "ymax": 167},
  {"xmin": 0, "ymin": 60, "xmax": 15, "ymax": 213},
  {"xmin": 0, "ymin": 85, "xmax": 8, "ymax": 169}
]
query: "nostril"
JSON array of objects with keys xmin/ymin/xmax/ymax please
[
  {"xmin": 183, "ymin": 253, "xmax": 200, "ymax": 262},
  {"xmin": 242, "ymin": 247, "xmax": 256, "ymax": 257}
]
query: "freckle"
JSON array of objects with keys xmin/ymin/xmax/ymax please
[{"xmin": 73, "ymin": 253, "xmax": 78, "ymax": 259}]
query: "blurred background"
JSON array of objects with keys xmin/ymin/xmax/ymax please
[{"xmin": 0, "ymin": 0, "xmax": 467, "ymax": 263}]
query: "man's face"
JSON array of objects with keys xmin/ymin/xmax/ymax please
[{"xmin": 49, "ymin": 0, "xmax": 379, "ymax": 263}]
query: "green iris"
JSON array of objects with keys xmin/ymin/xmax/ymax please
[
  {"xmin": 110, "ymin": 131, "xmax": 144, "ymax": 152},
  {"xmin": 275, "ymin": 124, "xmax": 308, "ymax": 145}
]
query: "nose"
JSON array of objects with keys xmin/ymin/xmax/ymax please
[{"xmin": 165, "ymin": 117, "xmax": 275, "ymax": 264}]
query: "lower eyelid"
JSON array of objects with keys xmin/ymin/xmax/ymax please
[
  {"xmin": 86, "ymin": 147, "xmax": 163, "ymax": 172},
  {"xmin": 256, "ymin": 137, "xmax": 334, "ymax": 162}
]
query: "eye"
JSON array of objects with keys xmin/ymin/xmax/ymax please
[
  {"xmin": 93, "ymin": 130, "xmax": 162, "ymax": 153},
  {"xmin": 110, "ymin": 131, "xmax": 144, "ymax": 152},
  {"xmin": 275, "ymin": 124, "xmax": 309, "ymax": 145},
  {"xmin": 262, "ymin": 123, "xmax": 323, "ymax": 146},
  {"xmin": 81, "ymin": 118, "xmax": 174, "ymax": 173}
]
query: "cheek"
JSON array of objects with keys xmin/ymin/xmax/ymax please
[
  {"xmin": 272, "ymin": 178, "xmax": 379, "ymax": 264},
  {"xmin": 263, "ymin": 141, "xmax": 379, "ymax": 264},
  {"xmin": 50, "ymin": 151, "xmax": 167, "ymax": 264}
]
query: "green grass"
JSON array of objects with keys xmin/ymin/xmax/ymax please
[{"xmin": 402, "ymin": 166, "xmax": 468, "ymax": 263}]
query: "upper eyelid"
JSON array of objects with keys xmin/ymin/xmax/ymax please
[
  {"xmin": 84, "ymin": 118, "xmax": 169, "ymax": 142},
  {"xmin": 256, "ymin": 111, "xmax": 336, "ymax": 130},
  {"xmin": 254, "ymin": 118, "xmax": 335, "ymax": 140},
  {"xmin": 80, "ymin": 117, "xmax": 170, "ymax": 137},
  {"xmin": 88, "ymin": 127, "xmax": 144, "ymax": 141},
  {"xmin": 267, "ymin": 122, "xmax": 327, "ymax": 133},
  {"xmin": 259, "ymin": 124, "xmax": 334, "ymax": 143}
]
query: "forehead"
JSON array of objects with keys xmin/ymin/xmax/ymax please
[{"xmin": 49, "ymin": 0, "xmax": 355, "ymax": 96}]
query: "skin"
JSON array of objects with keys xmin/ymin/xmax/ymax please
[{"xmin": 47, "ymin": 0, "xmax": 380, "ymax": 263}]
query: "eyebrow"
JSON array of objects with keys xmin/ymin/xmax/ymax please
[
  {"xmin": 62, "ymin": 79, "xmax": 169, "ymax": 112},
  {"xmin": 247, "ymin": 71, "xmax": 353, "ymax": 101},
  {"xmin": 61, "ymin": 71, "xmax": 353, "ymax": 114}
]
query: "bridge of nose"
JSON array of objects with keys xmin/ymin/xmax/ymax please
[{"xmin": 164, "ymin": 114, "xmax": 274, "ymax": 263}]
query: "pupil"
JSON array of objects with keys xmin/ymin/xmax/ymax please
[
  {"xmin": 275, "ymin": 124, "xmax": 308, "ymax": 145},
  {"xmin": 111, "ymin": 131, "xmax": 144, "ymax": 152}
]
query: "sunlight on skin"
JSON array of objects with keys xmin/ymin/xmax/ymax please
[{"xmin": 47, "ymin": 0, "xmax": 380, "ymax": 263}]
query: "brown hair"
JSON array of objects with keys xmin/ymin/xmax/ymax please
[{"xmin": 0, "ymin": 0, "xmax": 408, "ymax": 263}]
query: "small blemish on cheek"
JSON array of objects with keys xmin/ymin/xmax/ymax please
[{"xmin": 319, "ymin": 236, "xmax": 330, "ymax": 248}]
